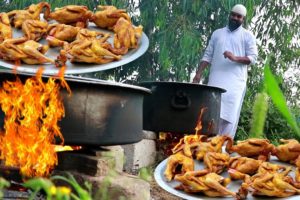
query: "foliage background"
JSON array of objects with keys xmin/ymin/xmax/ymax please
[{"xmin": 1, "ymin": 0, "xmax": 299, "ymax": 141}]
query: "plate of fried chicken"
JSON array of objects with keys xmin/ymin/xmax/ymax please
[
  {"xmin": 0, "ymin": 3, "xmax": 149, "ymax": 75},
  {"xmin": 155, "ymin": 135, "xmax": 300, "ymax": 199}
]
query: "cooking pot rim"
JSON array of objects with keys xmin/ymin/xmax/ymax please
[
  {"xmin": 139, "ymin": 81, "xmax": 226, "ymax": 93},
  {"xmin": 0, "ymin": 69, "xmax": 151, "ymax": 94}
]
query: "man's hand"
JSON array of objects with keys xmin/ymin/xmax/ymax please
[
  {"xmin": 192, "ymin": 61, "xmax": 210, "ymax": 83},
  {"xmin": 223, "ymin": 51, "xmax": 237, "ymax": 62},
  {"xmin": 192, "ymin": 72, "xmax": 201, "ymax": 83},
  {"xmin": 223, "ymin": 51, "xmax": 252, "ymax": 65}
]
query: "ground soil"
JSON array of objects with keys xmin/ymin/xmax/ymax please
[{"xmin": 150, "ymin": 179, "xmax": 182, "ymax": 200}]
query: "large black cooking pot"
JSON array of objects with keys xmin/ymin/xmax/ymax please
[
  {"xmin": 0, "ymin": 70, "xmax": 151, "ymax": 146},
  {"xmin": 139, "ymin": 82, "xmax": 226, "ymax": 135}
]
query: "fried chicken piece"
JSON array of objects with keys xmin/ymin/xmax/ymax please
[
  {"xmin": 55, "ymin": 49, "xmax": 68, "ymax": 68},
  {"xmin": 258, "ymin": 162, "xmax": 292, "ymax": 175},
  {"xmin": 229, "ymin": 161, "xmax": 290, "ymax": 183},
  {"xmin": 169, "ymin": 134, "xmax": 228, "ymax": 162},
  {"xmin": 175, "ymin": 170, "xmax": 236, "ymax": 197},
  {"xmin": 194, "ymin": 135, "xmax": 230, "ymax": 161},
  {"xmin": 7, "ymin": 2, "xmax": 50, "ymax": 28},
  {"xmin": 91, "ymin": 5, "xmax": 131, "ymax": 30},
  {"xmin": 0, "ymin": 37, "xmax": 53, "ymax": 64},
  {"xmin": 0, "ymin": 13, "xmax": 12, "ymax": 42},
  {"xmin": 66, "ymin": 39, "xmax": 121, "ymax": 64},
  {"xmin": 48, "ymin": 5, "xmax": 92, "ymax": 28},
  {"xmin": 164, "ymin": 151, "xmax": 194, "ymax": 181},
  {"xmin": 47, "ymin": 27, "xmax": 110, "ymax": 46},
  {"xmin": 22, "ymin": 20, "xmax": 48, "ymax": 41},
  {"xmin": 228, "ymin": 156, "xmax": 263, "ymax": 180},
  {"xmin": 203, "ymin": 152, "xmax": 230, "ymax": 174},
  {"xmin": 226, "ymin": 138, "xmax": 275, "ymax": 161},
  {"xmin": 76, "ymin": 29, "xmax": 110, "ymax": 42},
  {"xmin": 275, "ymin": 139, "xmax": 300, "ymax": 159},
  {"xmin": 238, "ymin": 172, "xmax": 300, "ymax": 199},
  {"xmin": 295, "ymin": 157, "xmax": 300, "ymax": 183},
  {"xmin": 171, "ymin": 134, "xmax": 207, "ymax": 157},
  {"xmin": 46, "ymin": 36, "xmax": 67, "ymax": 48},
  {"xmin": 272, "ymin": 139, "xmax": 300, "ymax": 164},
  {"xmin": 113, "ymin": 17, "xmax": 143, "ymax": 51},
  {"xmin": 47, "ymin": 24, "xmax": 81, "ymax": 44}
]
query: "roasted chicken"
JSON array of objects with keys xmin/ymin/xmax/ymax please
[
  {"xmin": 272, "ymin": 139, "xmax": 300, "ymax": 164},
  {"xmin": 228, "ymin": 156, "xmax": 263, "ymax": 180},
  {"xmin": 113, "ymin": 17, "xmax": 143, "ymax": 52},
  {"xmin": 0, "ymin": 13, "xmax": 12, "ymax": 42},
  {"xmin": 175, "ymin": 170, "xmax": 236, "ymax": 197},
  {"xmin": 91, "ymin": 5, "xmax": 131, "ymax": 30},
  {"xmin": 48, "ymin": 5, "xmax": 92, "ymax": 28},
  {"xmin": 7, "ymin": 2, "xmax": 50, "ymax": 28},
  {"xmin": 295, "ymin": 157, "xmax": 300, "ymax": 183},
  {"xmin": 76, "ymin": 29, "xmax": 110, "ymax": 42},
  {"xmin": 164, "ymin": 151, "xmax": 194, "ymax": 181},
  {"xmin": 0, "ymin": 37, "xmax": 53, "ymax": 64},
  {"xmin": 171, "ymin": 134, "xmax": 207, "ymax": 157},
  {"xmin": 76, "ymin": 29, "xmax": 127, "ymax": 56},
  {"xmin": 47, "ymin": 24, "xmax": 81, "ymax": 43},
  {"xmin": 226, "ymin": 138, "xmax": 275, "ymax": 161},
  {"xmin": 237, "ymin": 170, "xmax": 300, "ymax": 199},
  {"xmin": 64, "ymin": 39, "xmax": 121, "ymax": 64},
  {"xmin": 203, "ymin": 152, "xmax": 230, "ymax": 174},
  {"xmin": 171, "ymin": 135, "xmax": 230, "ymax": 161},
  {"xmin": 194, "ymin": 135, "xmax": 230, "ymax": 161},
  {"xmin": 22, "ymin": 20, "xmax": 48, "ymax": 41},
  {"xmin": 258, "ymin": 161, "xmax": 292, "ymax": 174}
]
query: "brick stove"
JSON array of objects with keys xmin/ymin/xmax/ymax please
[{"xmin": 0, "ymin": 131, "xmax": 157, "ymax": 200}]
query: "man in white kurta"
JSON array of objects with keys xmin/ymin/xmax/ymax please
[{"xmin": 192, "ymin": 4, "xmax": 258, "ymax": 138}]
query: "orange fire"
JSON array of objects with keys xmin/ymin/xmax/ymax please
[
  {"xmin": 54, "ymin": 145, "xmax": 82, "ymax": 152},
  {"xmin": 194, "ymin": 107, "xmax": 208, "ymax": 135},
  {"xmin": 158, "ymin": 107, "xmax": 209, "ymax": 156},
  {"xmin": 0, "ymin": 68, "xmax": 70, "ymax": 177}
]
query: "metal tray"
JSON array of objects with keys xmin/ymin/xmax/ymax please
[
  {"xmin": 0, "ymin": 21, "xmax": 149, "ymax": 75},
  {"xmin": 154, "ymin": 155, "xmax": 300, "ymax": 200}
]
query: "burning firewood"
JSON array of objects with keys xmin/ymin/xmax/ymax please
[{"xmin": 0, "ymin": 68, "xmax": 70, "ymax": 177}]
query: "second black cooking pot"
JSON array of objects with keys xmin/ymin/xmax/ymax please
[{"xmin": 139, "ymin": 81, "xmax": 226, "ymax": 135}]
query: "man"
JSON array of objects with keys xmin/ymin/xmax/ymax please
[{"xmin": 192, "ymin": 4, "xmax": 258, "ymax": 138}]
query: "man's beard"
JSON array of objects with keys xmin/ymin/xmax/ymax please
[{"xmin": 228, "ymin": 19, "xmax": 242, "ymax": 31}]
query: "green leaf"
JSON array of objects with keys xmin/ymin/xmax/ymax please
[
  {"xmin": 249, "ymin": 92, "xmax": 269, "ymax": 138},
  {"xmin": 138, "ymin": 167, "xmax": 153, "ymax": 182},
  {"xmin": 264, "ymin": 64, "xmax": 300, "ymax": 137},
  {"xmin": 23, "ymin": 178, "xmax": 54, "ymax": 198}
]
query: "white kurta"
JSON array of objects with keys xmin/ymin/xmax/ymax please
[{"xmin": 202, "ymin": 26, "xmax": 258, "ymax": 125}]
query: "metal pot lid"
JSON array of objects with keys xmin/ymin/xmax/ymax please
[
  {"xmin": 0, "ymin": 69, "xmax": 151, "ymax": 94},
  {"xmin": 139, "ymin": 81, "xmax": 226, "ymax": 93}
]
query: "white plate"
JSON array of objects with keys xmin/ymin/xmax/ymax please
[
  {"xmin": 0, "ymin": 22, "xmax": 149, "ymax": 75},
  {"xmin": 154, "ymin": 155, "xmax": 300, "ymax": 200}
]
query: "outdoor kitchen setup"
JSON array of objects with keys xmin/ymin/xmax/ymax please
[
  {"xmin": 0, "ymin": 69, "xmax": 154, "ymax": 199},
  {"xmin": 0, "ymin": 65, "xmax": 228, "ymax": 199},
  {"xmin": 3, "ymin": 2, "xmax": 300, "ymax": 200}
]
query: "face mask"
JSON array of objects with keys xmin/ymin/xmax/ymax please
[{"xmin": 228, "ymin": 18, "xmax": 242, "ymax": 31}]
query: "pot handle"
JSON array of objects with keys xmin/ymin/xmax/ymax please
[{"xmin": 171, "ymin": 91, "xmax": 191, "ymax": 110}]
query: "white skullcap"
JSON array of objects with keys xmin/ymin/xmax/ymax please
[{"xmin": 231, "ymin": 4, "xmax": 247, "ymax": 16}]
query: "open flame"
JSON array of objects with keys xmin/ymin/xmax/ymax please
[
  {"xmin": 158, "ymin": 107, "xmax": 209, "ymax": 156},
  {"xmin": 0, "ymin": 68, "xmax": 70, "ymax": 177},
  {"xmin": 194, "ymin": 107, "xmax": 208, "ymax": 135},
  {"xmin": 54, "ymin": 145, "xmax": 82, "ymax": 152}
]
